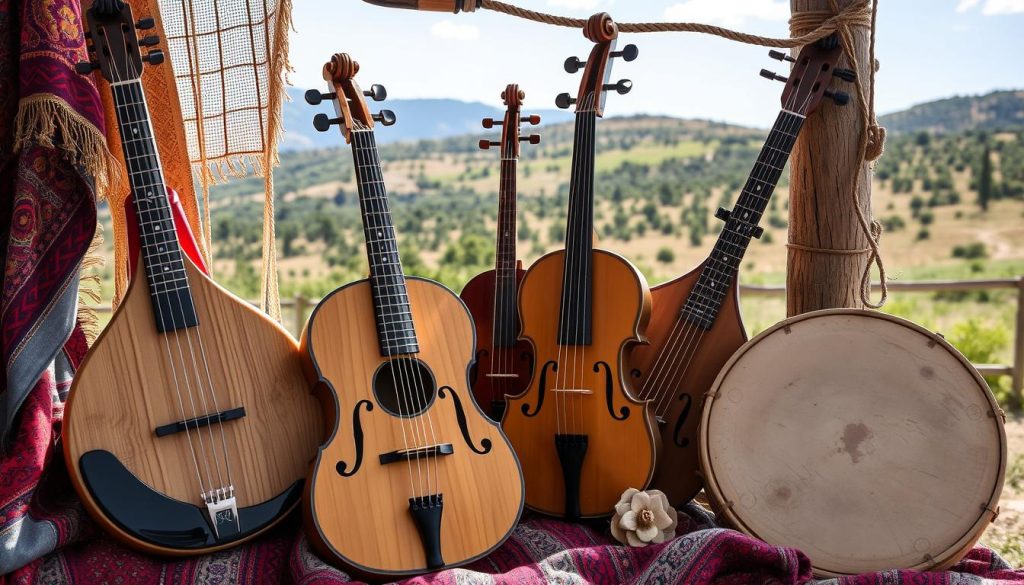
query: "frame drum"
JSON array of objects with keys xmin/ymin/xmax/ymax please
[{"xmin": 699, "ymin": 309, "xmax": 1005, "ymax": 577}]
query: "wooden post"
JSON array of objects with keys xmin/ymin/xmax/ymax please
[
  {"xmin": 1015, "ymin": 276, "xmax": 1024, "ymax": 407},
  {"xmin": 293, "ymin": 295, "xmax": 308, "ymax": 337},
  {"xmin": 786, "ymin": 0, "xmax": 874, "ymax": 315}
]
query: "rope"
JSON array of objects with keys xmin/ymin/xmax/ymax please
[{"xmin": 478, "ymin": 0, "xmax": 887, "ymax": 308}]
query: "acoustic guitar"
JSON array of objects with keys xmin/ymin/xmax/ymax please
[
  {"xmin": 300, "ymin": 54, "xmax": 523, "ymax": 578},
  {"xmin": 63, "ymin": 3, "xmax": 322, "ymax": 555},
  {"xmin": 501, "ymin": 13, "xmax": 658, "ymax": 520},
  {"xmin": 627, "ymin": 37, "xmax": 852, "ymax": 504},
  {"xmin": 460, "ymin": 84, "xmax": 540, "ymax": 422}
]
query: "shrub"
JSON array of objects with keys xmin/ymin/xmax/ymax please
[
  {"xmin": 952, "ymin": 242, "xmax": 988, "ymax": 260},
  {"xmin": 656, "ymin": 247, "xmax": 675, "ymax": 264}
]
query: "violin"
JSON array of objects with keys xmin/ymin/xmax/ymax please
[
  {"xmin": 461, "ymin": 84, "xmax": 540, "ymax": 422},
  {"xmin": 501, "ymin": 13, "xmax": 659, "ymax": 520}
]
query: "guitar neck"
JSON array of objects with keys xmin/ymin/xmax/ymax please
[
  {"xmin": 492, "ymin": 156, "xmax": 519, "ymax": 349},
  {"xmin": 111, "ymin": 79, "xmax": 198, "ymax": 333},
  {"xmin": 557, "ymin": 109, "xmax": 597, "ymax": 346},
  {"xmin": 682, "ymin": 109, "xmax": 805, "ymax": 329},
  {"xmin": 351, "ymin": 130, "xmax": 419, "ymax": 356}
]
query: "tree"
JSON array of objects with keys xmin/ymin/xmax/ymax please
[
  {"xmin": 656, "ymin": 247, "xmax": 675, "ymax": 264},
  {"xmin": 978, "ymin": 146, "xmax": 993, "ymax": 212}
]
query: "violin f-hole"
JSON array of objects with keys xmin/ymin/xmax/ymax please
[
  {"xmin": 595, "ymin": 361, "xmax": 629, "ymax": 421},
  {"xmin": 336, "ymin": 400, "xmax": 373, "ymax": 477}
]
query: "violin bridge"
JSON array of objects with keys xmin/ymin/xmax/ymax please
[
  {"xmin": 552, "ymin": 388, "xmax": 593, "ymax": 395},
  {"xmin": 203, "ymin": 486, "xmax": 240, "ymax": 540}
]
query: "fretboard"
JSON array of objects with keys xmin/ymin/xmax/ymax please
[
  {"xmin": 351, "ymin": 130, "xmax": 418, "ymax": 356},
  {"xmin": 557, "ymin": 109, "xmax": 597, "ymax": 346},
  {"xmin": 111, "ymin": 80, "xmax": 198, "ymax": 333},
  {"xmin": 682, "ymin": 110, "xmax": 805, "ymax": 329},
  {"xmin": 493, "ymin": 157, "xmax": 518, "ymax": 349}
]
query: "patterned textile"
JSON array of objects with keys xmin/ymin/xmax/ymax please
[
  {"xmin": 0, "ymin": 0, "xmax": 101, "ymax": 574},
  {"xmin": 4, "ymin": 504, "xmax": 1024, "ymax": 584}
]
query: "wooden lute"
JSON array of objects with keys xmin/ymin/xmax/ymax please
[
  {"xmin": 627, "ymin": 37, "xmax": 851, "ymax": 504},
  {"xmin": 63, "ymin": 2, "xmax": 321, "ymax": 556},
  {"xmin": 299, "ymin": 54, "xmax": 524, "ymax": 578},
  {"xmin": 460, "ymin": 84, "xmax": 540, "ymax": 422},
  {"xmin": 501, "ymin": 13, "xmax": 658, "ymax": 520}
]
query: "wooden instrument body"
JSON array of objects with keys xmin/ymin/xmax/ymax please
[
  {"xmin": 503, "ymin": 249, "xmax": 658, "ymax": 518},
  {"xmin": 301, "ymin": 277, "xmax": 523, "ymax": 576},
  {"xmin": 64, "ymin": 257, "xmax": 322, "ymax": 556},
  {"xmin": 699, "ymin": 309, "xmax": 1006, "ymax": 577},
  {"xmin": 460, "ymin": 267, "xmax": 533, "ymax": 420},
  {"xmin": 627, "ymin": 261, "xmax": 747, "ymax": 504}
]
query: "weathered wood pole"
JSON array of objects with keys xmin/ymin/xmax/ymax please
[{"xmin": 786, "ymin": 0, "xmax": 875, "ymax": 315}]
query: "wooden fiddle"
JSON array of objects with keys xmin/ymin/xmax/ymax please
[
  {"xmin": 460, "ymin": 84, "xmax": 540, "ymax": 422},
  {"xmin": 627, "ymin": 37, "xmax": 851, "ymax": 504},
  {"xmin": 63, "ymin": 3, "xmax": 321, "ymax": 555},
  {"xmin": 299, "ymin": 54, "xmax": 524, "ymax": 577},
  {"xmin": 501, "ymin": 14, "xmax": 658, "ymax": 520}
]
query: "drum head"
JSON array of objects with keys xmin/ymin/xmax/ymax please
[{"xmin": 700, "ymin": 310, "xmax": 1006, "ymax": 576}]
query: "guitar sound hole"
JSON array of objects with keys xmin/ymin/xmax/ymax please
[{"xmin": 372, "ymin": 358, "xmax": 437, "ymax": 418}]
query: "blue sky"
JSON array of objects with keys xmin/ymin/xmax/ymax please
[{"xmin": 290, "ymin": 0, "xmax": 1024, "ymax": 127}]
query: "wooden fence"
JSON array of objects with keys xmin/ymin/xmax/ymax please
[{"xmin": 94, "ymin": 276, "xmax": 1024, "ymax": 403}]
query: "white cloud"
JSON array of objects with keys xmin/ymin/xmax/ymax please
[
  {"xmin": 956, "ymin": 0, "xmax": 1024, "ymax": 14},
  {"xmin": 981, "ymin": 0, "xmax": 1024, "ymax": 14},
  {"xmin": 430, "ymin": 20, "xmax": 480, "ymax": 41},
  {"xmin": 664, "ymin": 0, "xmax": 788, "ymax": 26}
]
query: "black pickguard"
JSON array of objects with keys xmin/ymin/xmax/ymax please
[
  {"xmin": 595, "ymin": 361, "xmax": 630, "ymax": 420},
  {"xmin": 438, "ymin": 386, "xmax": 491, "ymax": 455},
  {"xmin": 522, "ymin": 360, "xmax": 555, "ymax": 417},
  {"xmin": 79, "ymin": 450, "xmax": 300, "ymax": 550}
]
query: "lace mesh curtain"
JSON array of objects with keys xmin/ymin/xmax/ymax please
[{"xmin": 158, "ymin": 0, "xmax": 291, "ymax": 319}]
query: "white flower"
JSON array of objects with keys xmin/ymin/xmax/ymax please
[{"xmin": 610, "ymin": 488, "xmax": 679, "ymax": 547}]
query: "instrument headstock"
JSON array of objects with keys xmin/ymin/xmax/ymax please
[
  {"xmin": 479, "ymin": 84, "xmax": 541, "ymax": 158},
  {"xmin": 556, "ymin": 13, "xmax": 637, "ymax": 117},
  {"xmin": 761, "ymin": 34, "xmax": 854, "ymax": 116},
  {"xmin": 77, "ymin": 2, "xmax": 164, "ymax": 83},
  {"xmin": 306, "ymin": 53, "xmax": 395, "ymax": 143}
]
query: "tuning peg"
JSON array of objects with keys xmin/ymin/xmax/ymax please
[
  {"xmin": 603, "ymin": 79, "xmax": 632, "ymax": 95},
  {"xmin": 760, "ymin": 69, "xmax": 788, "ymax": 83},
  {"xmin": 555, "ymin": 93, "xmax": 576, "ymax": 109},
  {"xmin": 304, "ymin": 89, "xmax": 334, "ymax": 105},
  {"xmin": 75, "ymin": 61, "xmax": 98, "ymax": 75},
  {"xmin": 768, "ymin": 50, "xmax": 796, "ymax": 63},
  {"xmin": 482, "ymin": 118, "xmax": 503, "ymax": 129},
  {"xmin": 363, "ymin": 84, "xmax": 387, "ymax": 102},
  {"xmin": 825, "ymin": 89, "xmax": 850, "ymax": 106},
  {"xmin": 479, "ymin": 140, "xmax": 499, "ymax": 150},
  {"xmin": 521, "ymin": 114, "xmax": 541, "ymax": 125},
  {"xmin": 136, "ymin": 17, "xmax": 155, "ymax": 30},
  {"xmin": 519, "ymin": 134, "xmax": 541, "ymax": 145},
  {"xmin": 611, "ymin": 44, "xmax": 639, "ymax": 62},
  {"xmin": 373, "ymin": 110, "xmax": 397, "ymax": 126},
  {"xmin": 144, "ymin": 50, "xmax": 164, "ymax": 65},
  {"xmin": 832, "ymin": 68, "xmax": 856, "ymax": 83},
  {"xmin": 564, "ymin": 56, "xmax": 585, "ymax": 74},
  {"xmin": 313, "ymin": 113, "xmax": 340, "ymax": 132},
  {"xmin": 139, "ymin": 35, "xmax": 160, "ymax": 47}
]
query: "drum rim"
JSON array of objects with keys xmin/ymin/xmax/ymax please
[{"xmin": 697, "ymin": 308, "xmax": 1007, "ymax": 577}]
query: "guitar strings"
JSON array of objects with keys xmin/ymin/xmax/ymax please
[
  {"xmin": 126, "ymin": 54, "xmax": 238, "ymax": 505},
  {"xmin": 108, "ymin": 53, "xmax": 212, "ymax": 503},
  {"xmin": 640, "ymin": 89, "xmax": 812, "ymax": 421},
  {"xmin": 353, "ymin": 128, "xmax": 421, "ymax": 498}
]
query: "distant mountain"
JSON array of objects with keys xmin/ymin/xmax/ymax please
[
  {"xmin": 879, "ymin": 90, "xmax": 1024, "ymax": 135},
  {"xmin": 280, "ymin": 88, "xmax": 574, "ymax": 151}
]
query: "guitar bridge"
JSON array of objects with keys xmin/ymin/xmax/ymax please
[{"xmin": 202, "ymin": 486, "xmax": 240, "ymax": 540}]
